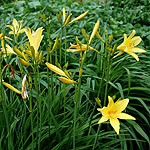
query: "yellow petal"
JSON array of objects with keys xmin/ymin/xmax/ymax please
[
  {"xmin": 98, "ymin": 116, "xmax": 108, "ymax": 124},
  {"xmin": 128, "ymin": 30, "xmax": 136, "ymax": 40},
  {"xmin": 58, "ymin": 77, "xmax": 76, "ymax": 84},
  {"xmin": 8, "ymin": 31, "xmax": 14, "ymax": 35},
  {"xmin": 89, "ymin": 20, "xmax": 100, "ymax": 44},
  {"xmin": 131, "ymin": 48, "xmax": 146, "ymax": 53},
  {"xmin": 2, "ymin": 81, "xmax": 22, "ymax": 94},
  {"xmin": 130, "ymin": 36, "xmax": 142, "ymax": 47},
  {"xmin": 70, "ymin": 11, "xmax": 89, "ymax": 24},
  {"xmin": 7, "ymin": 25, "xmax": 13, "ymax": 30},
  {"xmin": 107, "ymin": 96, "xmax": 114, "ymax": 108},
  {"xmin": 45, "ymin": 62, "xmax": 67, "ymax": 77},
  {"xmin": 117, "ymin": 113, "xmax": 136, "ymax": 120},
  {"xmin": 124, "ymin": 34, "xmax": 127, "ymax": 41},
  {"xmin": 117, "ymin": 44, "xmax": 126, "ymax": 51},
  {"xmin": 110, "ymin": 118, "xmax": 120, "ymax": 134},
  {"xmin": 115, "ymin": 98, "xmax": 129, "ymax": 113},
  {"xmin": 125, "ymin": 51, "xmax": 139, "ymax": 61},
  {"xmin": 113, "ymin": 51, "xmax": 124, "ymax": 59},
  {"xmin": 33, "ymin": 27, "xmax": 44, "ymax": 57},
  {"xmin": 63, "ymin": 8, "xmax": 66, "ymax": 22},
  {"xmin": 4, "ymin": 36, "xmax": 13, "ymax": 41},
  {"xmin": 25, "ymin": 28, "xmax": 34, "ymax": 47}
]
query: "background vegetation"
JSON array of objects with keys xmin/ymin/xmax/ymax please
[{"xmin": 0, "ymin": 0, "xmax": 150, "ymax": 149}]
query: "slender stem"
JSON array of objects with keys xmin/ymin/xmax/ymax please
[
  {"xmin": 33, "ymin": 65, "xmax": 39, "ymax": 149},
  {"xmin": 59, "ymin": 25, "xmax": 63, "ymax": 64},
  {"xmin": 37, "ymin": 67, "xmax": 42, "ymax": 150},
  {"xmin": 104, "ymin": 51, "xmax": 111, "ymax": 106},
  {"xmin": 73, "ymin": 85, "xmax": 78, "ymax": 150},
  {"xmin": 29, "ymin": 87, "xmax": 34, "ymax": 150},
  {"xmin": 92, "ymin": 124, "xmax": 101, "ymax": 150},
  {"xmin": 65, "ymin": 26, "xmax": 67, "ymax": 63}
]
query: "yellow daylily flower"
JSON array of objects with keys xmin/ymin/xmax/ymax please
[
  {"xmin": 113, "ymin": 30, "xmax": 146, "ymax": 61},
  {"xmin": 97, "ymin": 96, "xmax": 136, "ymax": 134},
  {"xmin": 89, "ymin": 20, "xmax": 100, "ymax": 44},
  {"xmin": 67, "ymin": 43, "xmax": 100, "ymax": 54},
  {"xmin": 69, "ymin": 11, "xmax": 89, "ymax": 24},
  {"xmin": 58, "ymin": 77, "xmax": 77, "ymax": 84},
  {"xmin": 7, "ymin": 18, "xmax": 25, "ymax": 37},
  {"xmin": 25, "ymin": 27, "xmax": 44, "ymax": 58},
  {"xmin": 2, "ymin": 44, "xmax": 16, "ymax": 57}
]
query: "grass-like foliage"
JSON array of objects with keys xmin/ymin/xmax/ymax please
[{"xmin": 0, "ymin": 0, "xmax": 149, "ymax": 150}]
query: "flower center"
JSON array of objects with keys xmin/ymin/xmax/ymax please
[{"xmin": 108, "ymin": 110, "xmax": 117, "ymax": 118}]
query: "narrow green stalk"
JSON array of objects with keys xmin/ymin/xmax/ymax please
[
  {"xmin": 33, "ymin": 65, "xmax": 39, "ymax": 149},
  {"xmin": 65, "ymin": 26, "xmax": 67, "ymax": 63},
  {"xmin": 64, "ymin": 26, "xmax": 67, "ymax": 115},
  {"xmin": 104, "ymin": 51, "xmax": 111, "ymax": 106},
  {"xmin": 29, "ymin": 87, "xmax": 34, "ymax": 150},
  {"xmin": 59, "ymin": 25, "xmax": 63, "ymax": 64},
  {"xmin": 37, "ymin": 67, "xmax": 42, "ymax": 150},
  {"xmin": 92, "ymin": 124, "xmax": 101, "ymax": 150},
  {"xmin": 2, "ymin": 38, "xmax": 14, "ymax": 150},
  {"xmin": 73, "ymin": 85, "xmax": 78, "ymax": 150}
]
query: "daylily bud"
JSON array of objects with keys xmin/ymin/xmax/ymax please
[
  {"xmin": 64, "ymin": 61, "xmax": 68, "ymax": 69},
  {"xmin": 69, "ymin": 11, "xmax": 89, "ymax": 24},
  {"xmin": 51, "ymin": 37, "xmax": 59, "ymax": 52},
  {"xmin": 96, "ymin": 31, "xmax": 105, "ymax": 43},
  {"xmin": 89, "ymin": 20, "xmax": 100, "ymax": 44},
  {"xmin": 30, "ymin": 46, "xmax": 35, "ymax": 59},
  {"xmin": 75, "ymin": 36, "xmax": 80, "ymax": 45},
  {"xmin": 81, "ymin": 28, "xmax": 87, "ymax": 41},
  {"xmin": 95, "ymin": 97, "xmax": 102, "ymax": 107},
  {"xmin": 109, "ymin": 34, "xmax": 113, "ymax": 44},
  {"xmin": 56, "ymin": 11, "xmax": 62, "ymax": 23},
  {"xmin": 45, "ymin": 62, "xmax": 67, "ymax": 77},
  {"xmin": 64, "ymin": 70, "xmax": 71, "ymax": 78},
  {"xmin": 63, "ymin": 13, "xmax": 72, "ymax": 27},
  {"xmin": 13, "ymin": 47, "xmax": 24, "ymax": 57},
  {"xmin": 28, "ymin": 75, "xmax": 32, "ymax": 89},
  {"xmin": 18, "ymin": 58, "xmax": 30, "ymax": 66},
  {"xmin": 105, "ymin": 29, "xmax": 108, "ymax": 37},
  {"xmin": 38, "ymin": 51, "xmax": 44, "ymax": 64},
  {"xmin": 58, "ymin": 77, "xmax": 76, "ymax": 84},
  {"xmin": 2, "ymin": 81, "xmax": 21, "ymax": 94}
]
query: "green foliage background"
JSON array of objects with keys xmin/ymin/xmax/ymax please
[{"xmin": 0, "ymin": 0, "xmax": 150, "ymax": 149}]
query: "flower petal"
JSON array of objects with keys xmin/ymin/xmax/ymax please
[
  {"xmin": 98, "ymin": 116, "xmax": 108, "ymax": 124},
  {"xmin": 113, "ymin": 51, "xmax": 124, "ymax": 59},
  {"xmin": 25, "ymin": 28, "xmax": 34, "ymax": 47},
  {"xmin": 32, "ymin": 27, "xmax": 44, "ymax": 57},
  {"xmin": 128, "ymin": 30, "xmax": 136, "ymax": 40},
  {"xmin": 108, "ymin": 96, "xmax": 114, "ymax": 108},
  {"xmin": 115, "ymin": 98, "xmax": 129, "ymax": 113},
  {"xmin": 117, "ymin": 113, "xmax": 136, "ymax": 120},
  {"xmin": 131, "ymin": 48, "xmax": 146, "ymax": 53},
  {"xmin": 110, "ymin": 118, "xmax": 120, "ymax": 134},
  {"xmin": 126, "ymin": 51, "xmax": 139, "ymax": 61},
  {"xmin": 130, "ymin": 36, "xmax": 142, "ymax": 47}
]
